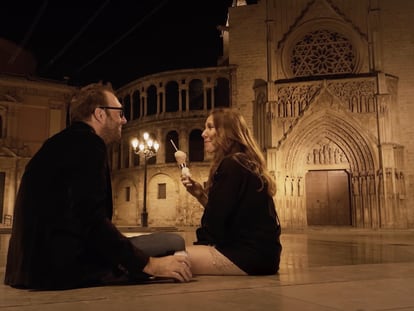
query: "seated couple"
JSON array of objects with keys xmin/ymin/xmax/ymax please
[{"xmin": 4, "ymin": 83, "xmax": 281, "ymax": 290}]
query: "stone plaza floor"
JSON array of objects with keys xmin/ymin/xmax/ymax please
[{"xmin": 1, "ymin": 226, "xmax": 414, "ymax": 310}]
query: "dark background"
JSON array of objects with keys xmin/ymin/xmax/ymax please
[{"xmin": 1, "ymin": 0, "xmax": 232, "ymax": 88}]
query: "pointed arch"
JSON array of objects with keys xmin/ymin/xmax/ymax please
[{"xmin": 282, "ymin": 109, "xmax": 377, "ymax": 175}]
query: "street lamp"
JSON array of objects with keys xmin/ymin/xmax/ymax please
[{"xmin": 131, "ymin": 132, "xmax": 159, "ymax": 227}]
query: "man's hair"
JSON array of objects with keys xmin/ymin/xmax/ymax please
[{"xmin": 69, "ymin": 82, "xmax": 115, "ymax": 123}]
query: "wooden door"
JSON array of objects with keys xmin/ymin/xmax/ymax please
[{"xmin": 306, "ymin": 170, "xmax": 351, "ymax": 225}]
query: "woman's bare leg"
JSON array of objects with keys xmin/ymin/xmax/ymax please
[{"xmin": 185, "ymin": 245, "xmax": 247, "ymax": 275}]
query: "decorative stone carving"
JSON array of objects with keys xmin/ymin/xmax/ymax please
[{"xmin": 306, "ymin": 139, "xmax": 348, "ymax": 165}]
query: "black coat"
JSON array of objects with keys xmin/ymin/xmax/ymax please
[
  {"xmin": 195, "ymin": 155, "xmax": 282, "ymax": 275},
  {"xmin": 4, "ymin": 122, "xmax": 149, "ymax": 289}
]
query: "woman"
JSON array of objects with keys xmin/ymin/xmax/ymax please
[{"xmin": 183, "ymin": 108, "xmax": 282, "ymax": 275}]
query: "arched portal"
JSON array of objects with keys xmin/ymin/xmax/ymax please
[{"xmin": 275, "ymin": 89, "xmax": 379, "ymax": 228}]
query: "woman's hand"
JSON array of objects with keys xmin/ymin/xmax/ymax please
[
  {"xmin": 181, "ymin": 176, "xmax": 208, "ymax": 207},
  {"xmin": 182, "ymin": 176, "xmax": 201, "ymax": 196}
]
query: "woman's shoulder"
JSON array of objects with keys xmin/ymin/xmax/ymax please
[
  {"xmin": 221, "ymin": 153, "xmax": 244, "ymax": 165},
  {"xmin": 219, "ymin": 153, "xmax": 251, "ymax": 172}
]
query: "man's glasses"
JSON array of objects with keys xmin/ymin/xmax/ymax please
[{"xmin": 99, "ymin": 106, "xmax": 125, "ymax": 118}]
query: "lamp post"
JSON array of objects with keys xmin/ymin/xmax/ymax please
[{"xmin": 131, "ymin": 132, "xmax": 159, "ymax": 227}]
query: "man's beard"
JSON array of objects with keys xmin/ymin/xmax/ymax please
[{"xmin": 101, "ymin": 125, "xmax": 121, "ymax": 145}]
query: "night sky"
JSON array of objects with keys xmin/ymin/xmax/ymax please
[{"xmin": 1, "ymin": 0, "xmax": 232, "ymax": 88}]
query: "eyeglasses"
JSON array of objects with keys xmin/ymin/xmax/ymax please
[{"xmin": 99, "ymin": 106, "xmax": 125, "ymax": 118}]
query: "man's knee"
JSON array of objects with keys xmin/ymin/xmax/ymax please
[{"xmin": 160, "ymin": 232, "xmax": 185, "ymax": 250}]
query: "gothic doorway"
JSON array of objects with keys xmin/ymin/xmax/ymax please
[{"xmin": 306, "ymin": 170, "xmax": 351, "ymax": 226}]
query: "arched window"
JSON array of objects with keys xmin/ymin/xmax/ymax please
[
  {"xmin": 165, "ymin": 81, "xmax": 179, "ymax": 112},
  {"xmin": 214, "ymin": 78, "xmax": 230, "ymax": 107},
  {"xmin": 123, "ymin": 94, "xmax": 131, "ymax": 121},
  {"xmin": 189, "ymin": 79, "xmax": 204, "ymax": 110},
  {"xmin": 147, "ymin": 85, "xmax": 157, "ymax": 116},
  {"xmin": 132, "ymin": 90, "xmax": 140, "ymax": 119},
  {"xmin": 189, "ymin": 129, "xmax": 204, "ymax": 162}
]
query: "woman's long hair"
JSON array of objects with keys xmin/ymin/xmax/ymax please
[{"xmin": 206, "ymin": 108, "xmax": 276, "ymax": 196}]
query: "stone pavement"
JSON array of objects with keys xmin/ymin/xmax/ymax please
[{"xmin": 1, "ymin": 227, "xmax": 414, "ymax": 311}]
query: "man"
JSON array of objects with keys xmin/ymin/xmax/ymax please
[{"xmin": 5, "ymin": 82, "xmax": 191, "ymax": 290}]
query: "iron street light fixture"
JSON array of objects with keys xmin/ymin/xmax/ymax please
[{"xmin": 131, "ymin": 132, "xmax": 159, "ymax": 227}]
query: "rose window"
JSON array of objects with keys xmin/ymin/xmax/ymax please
[{"xmin": 291, "ymin": 29, "xmax": 355, "ymax": 77}]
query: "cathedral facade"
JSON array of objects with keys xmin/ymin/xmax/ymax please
[
  {"xmin": 112, "ymin": 0, "xmax": 413, "ymax": 229},
  {"xmin": 228, "ymin": 0, "xmax": 411, "ymax": 228},
  {"xmin": 1, "ymin": 0, "xmax": 413, "ymax": 229}
]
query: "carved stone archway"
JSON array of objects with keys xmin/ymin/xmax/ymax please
[{"xmin": 274, "ymin": 88, "xmax": 380, "ymax": 228}]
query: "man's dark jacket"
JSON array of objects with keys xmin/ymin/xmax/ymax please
[{"xmin": 4, "ymin": 122, "xmax": 149, "ymax": 289}]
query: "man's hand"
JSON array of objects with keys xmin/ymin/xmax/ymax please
[{"xmin": 143, "ymin": 255, "xmax": 192, "ymax": 282}]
